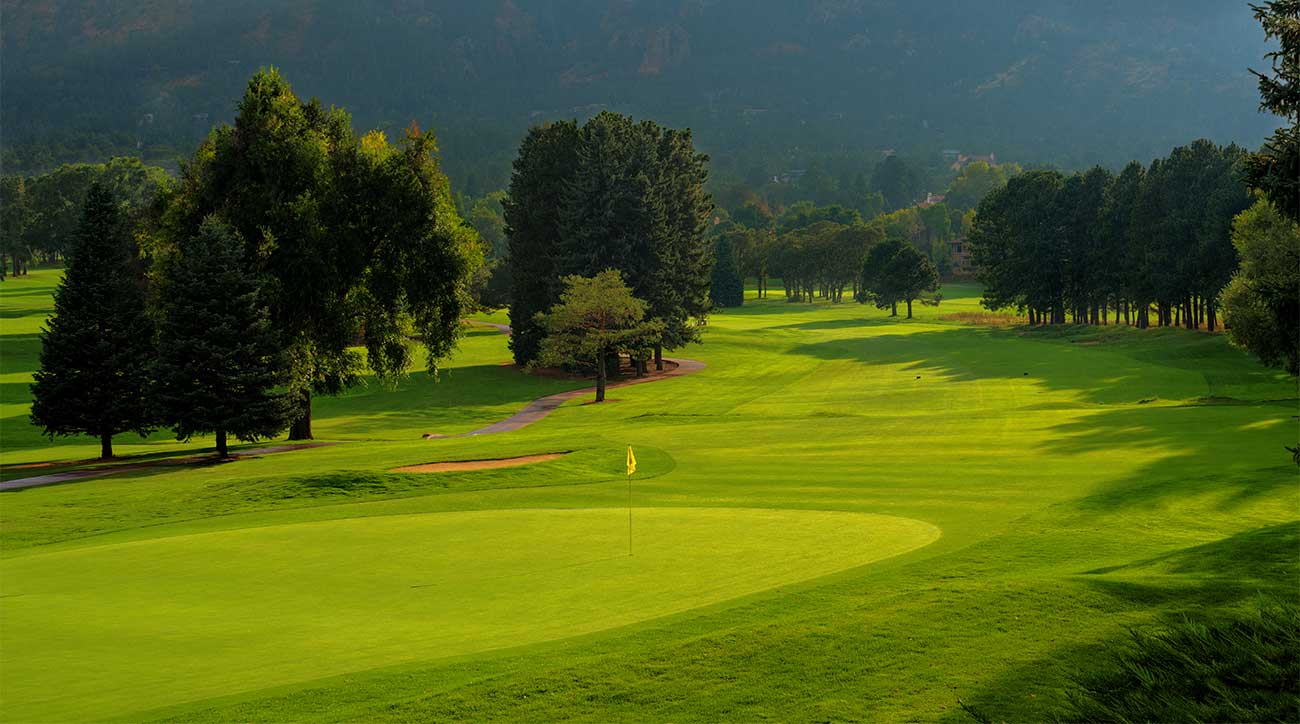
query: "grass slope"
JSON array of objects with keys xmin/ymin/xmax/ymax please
[{"xmin": 0, "ymin": 270, "xmax": 1296, "ymax": 722}]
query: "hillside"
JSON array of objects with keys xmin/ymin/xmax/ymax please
[{"xmin": 0, "ymin": 0, "xmax": 1280, "ymax": 190}]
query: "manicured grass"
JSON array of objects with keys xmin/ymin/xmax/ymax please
[{"xmin": 0, "ymin": 270, "xmax": 1296, "ymax": 722}]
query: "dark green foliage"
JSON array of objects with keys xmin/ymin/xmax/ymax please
[
  {"xmin": 29, "ymin": 184, "xmax": 155, "ymax": 458},
  {"xmin": 504, "ymin": 120, "xmax": 580, "ymax": 365},
  {"xmin": 871, "ymin": 155, "xmax": 924, "ymax": 212},
  {"xmin": 0, "ymin": 2, "xmax": 1275, "ymax": 194},
  {"xmin": 0, "ymin": 175, "xmax": 32, "ymax": 277},
  {"xmin": 1246, "ymin": 1, "xmax": 1300, "ymax": 224},
  {"xmin": 505, "ymin": 112, "xmax": 713, "ymax": 366},
  {"xmin": 533, "ymin": 270, "xmax": 663, "ymax": 402},
  {"xmin": 155, "ymin": 217, "xmax": 293, "ymax": 457},
  {"xmin": 858, "ymin": 237, "xmax": 939, "ymax": 318},
  {"xmin": 164, "ymin": 69, "xmax": 480, "ymax": 437},
  {"xmin": 776, "ymin": 202, "xmax": 863, "ymax": 234},
  {"xmin": 1220, "ymin": 198, "xmax": 1300, "ymax": 375},
  {"xmin": 1059, "ymin": 601, "xmax": 1300, "ymax": 724},
  {"xmin": 710, "ymin": 232, "xmax": 744, "ymax": 307},
  {"xmin": 969, "ymin": 140, "xmax": 1249, "ymax": 329}
]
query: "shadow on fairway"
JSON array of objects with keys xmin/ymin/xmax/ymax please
[{"xmin": 938, "ymin": 521, "xmax": 1300, "ymax": 723}]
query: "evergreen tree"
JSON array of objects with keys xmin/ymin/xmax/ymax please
[
  {"xmin": 1245, "ymin": 0, "xmax": 1299, "ymax": 223},
  {"xmin": 155, "ymin": 217, "xmax": 293, "ymax": 458},
  {"xmin": 30, "ymin": 183, "xmax": 155, "ymax": 459},
  {"xmin": 504, "ymin": 121, "xmax": 579, "ymax": 365},
  {"xmin": 710, "ymin": 232, "xmax": 745, "ymax": 307}
]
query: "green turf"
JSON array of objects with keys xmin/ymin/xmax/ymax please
[{"xmin": 0, "ymin": 269, "xmax": 1296, "ymax": 722}]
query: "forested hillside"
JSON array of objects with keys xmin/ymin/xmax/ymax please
[{"xmin": 1, "ymin": 0, "xmax": 1278, "ymax": 191}]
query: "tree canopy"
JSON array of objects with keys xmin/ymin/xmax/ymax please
[
  {"xmin": 1220, "ymin": 197, "xmax": 1300, "ymax": 374},
  {"xmin": 534, "ymin": 270, "xmax": 662, "ymax": 402},
  {"xmin": 160, "ymin": 68, "xmax": 480, "ymax": 438}
]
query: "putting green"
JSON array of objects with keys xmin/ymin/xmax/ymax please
[{"xmin": 0, "ymin": 506, "xmax": 939, "ymax": 722}]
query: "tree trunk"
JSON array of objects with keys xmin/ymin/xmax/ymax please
[
  {"xmin": 1207, "ymin": 302, "xmax": 1217, "ymax": 332},
  {"xmin": 654, "ymin": 343, "xmax": 663, "ymax": 371},
  {"xmin": 890, "ymin": 302, "xmax": 897, "ymax": 317},
  {"xmin": 100, "ymin": 433, "xmax": 113, "ymax": 459},
  {"xmin": 216, "ymin": 429, "xmax": 228, "ymax": 458},
  {"xmin": 288, "ymin": 389, "xmax": 313, "ymax": 440},
  {"xmin": 906, "ymin": 299, "xmax": 914, "ymax": 318},
  {"xmin": 595, "ymin": 350, "xmax": 607, "ymax": 402}
]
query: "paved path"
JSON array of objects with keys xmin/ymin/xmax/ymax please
[
  {"xmin": 0, "ymin": 442, "xmax": 335, "ymax": 492},
  {"xmin": 432, "ymin": 321, "xmax": 706, "ymax": 438}
]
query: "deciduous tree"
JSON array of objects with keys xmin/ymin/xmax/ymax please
[{"xmin": 534, "ymin": 270, "xmax": 662, "ymax": 402}]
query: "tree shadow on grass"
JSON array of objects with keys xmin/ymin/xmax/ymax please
[{"xmin": 938, "ymin": 521, "xmax": 1300, "ymax": 723}]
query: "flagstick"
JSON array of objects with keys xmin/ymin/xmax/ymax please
[{"xmin": 627, "ymin": 469, "xmax": 633, "ymax": 557}]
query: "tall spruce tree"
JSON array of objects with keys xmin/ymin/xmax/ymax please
[
  {"xmin": 155, "ymin": 217, "xmax": 293, "ymax": 457},
  {"xmin": 30, "ymin": 184, "xmax": 155, "ymax": 459},
  {"xmin": 710, "ymin": 231, "xmax": 745, "ymax": 307},
  {"xmin": 503, "ymin": 121, "xmax": 579, "ymax": 365}
]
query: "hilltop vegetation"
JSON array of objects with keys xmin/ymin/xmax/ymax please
[{"xmin": 1, "ymin": 0, "xmax": 1278, "ymax": 190}]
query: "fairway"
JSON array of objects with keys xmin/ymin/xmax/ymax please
[{"xmin": 1, "ymin": 270, "xmax": 1295, "ymax": 722}]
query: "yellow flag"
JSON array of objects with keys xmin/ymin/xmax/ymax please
[{"xmin": 626, "ymin": 445, "xmax": 637, "ymax": 476}]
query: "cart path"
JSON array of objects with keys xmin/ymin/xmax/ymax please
[{"xmin": 428, "ymin": 321, "xmax": 705, "ymax": 438}]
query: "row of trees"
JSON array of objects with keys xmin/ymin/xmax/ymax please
[
  {"xmin": 505, "ymin": 112, "xmax": 714, "ymax": 372},
  {"xmin": 30, "ymin": 69, "xmax": 482, "ymax": 457},
  {"xmin": 0, "ymin": 158, "xmax": 171, "ymax": 277},
  {"xmin": 969, "ymin": 140, "xmax": 1251, "ymax": 329}
]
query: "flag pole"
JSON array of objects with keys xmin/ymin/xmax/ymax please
[{"xmin": 626, "ymin": 444, "xmax": 634, "ymax": 557}]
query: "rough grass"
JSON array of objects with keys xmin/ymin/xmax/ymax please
[
  {"xmin": 941, "ymin": 310, "xmax": 1029, "ymax": 326},
  {"xmin": 1, "ymin": 274, "xmax": 1296, "ymax": 723}
]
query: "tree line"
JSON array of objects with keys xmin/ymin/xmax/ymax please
[
  {"xmin": 29, "ymin": 69, "xmax": 482, "ymax": 458},
  {"xmin": 504, "ymin": 112, "xmax": 714, "ymax": 374},
  {"xmin": 0, "ymin": 158, "xmax": 171, "ymax": 277},
  {"xmin": 968, "ymin": 139, "xmax": 1251, "ymax": 330}
]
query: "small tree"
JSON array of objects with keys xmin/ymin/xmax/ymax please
[
  {"xmin": 890, "ymin": 244, "xmax": 942, "ymax": 318},
  {"xmin": 858, "ymin": 237, "xmax": 906, "ymax": 315},
  {"xmin": 1219, "ymin": 198, "xmax": 1300, "ymax": 375},
  {"xmin": 710, "ymin": 232, "xmax": 745, "ymax": 307},
  {"xmin": 534, "ymin": 270, "xmax": 661, "ymax": 402},
  {"xmin": 155, "ymin": 217, "xmax": 294, "ymax": 457},
  {"xmin": 30, "ymin": 184, "xmax": 156, "ymax": 459}
]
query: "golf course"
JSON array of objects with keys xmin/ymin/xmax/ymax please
[{"xmin": 1, "ymin": 268, "xmax": 1296, "ymax": 722}]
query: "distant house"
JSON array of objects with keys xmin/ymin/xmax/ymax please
[
  {"xmin": 771, "ymin": 169, "xmax": 807, "ymax": 184},
  {"xmin": 949, "ymin": 236, "xmax": 973, "ymax": 277},
  {"xmin": 950, "ymin": 152, "xmax": 996, "ymax": 171},
  {"xmin": 942, "ymin": 149, "xmax": 962, "ymax": 163},
  {"xmin": 919, "ymin": 192, "xmax": 946, "ymax": 208}
]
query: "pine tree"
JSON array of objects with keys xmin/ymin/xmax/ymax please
[
  {"xmin": 155, "ymin": 217, "xmax": 293, "ymax": 457},
  {"xmin": 504, "ymin": 120, "xmax": 580, "ymax": 365},
  {"xmin": 30, "ymin": 183, "xmax": 155, "ymax": 459},
  {"xmin": 711, "ymin": 232, "xmax": 745, "ymax": 307}
]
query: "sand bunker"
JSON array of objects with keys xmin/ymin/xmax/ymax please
[{"xmin": 392, "ymin": 452, "xmax": 568, "ymax": 473}]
